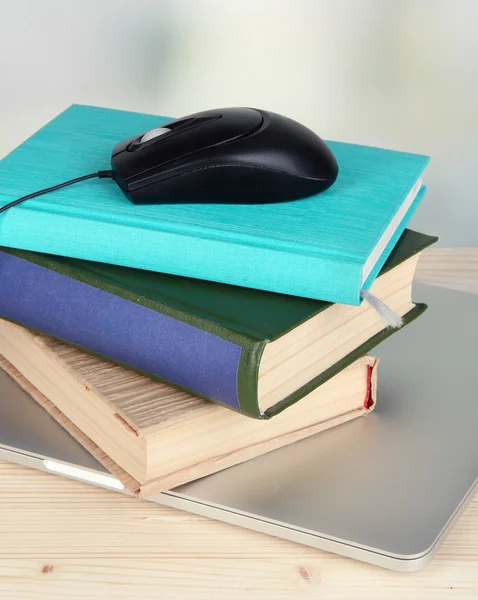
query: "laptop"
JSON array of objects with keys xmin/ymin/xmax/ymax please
[{"xmin": 1, "ymin": 283, "xmax": 477, "ymax": 571}]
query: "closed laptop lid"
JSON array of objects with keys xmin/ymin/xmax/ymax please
[{"xmin": 1, "ymin": 283, "xmax": 477, "ymax": 567}]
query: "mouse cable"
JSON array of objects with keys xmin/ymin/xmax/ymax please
[{"xmin": 0, "ymin": 170, "xmax": 113, "ymax": 214}]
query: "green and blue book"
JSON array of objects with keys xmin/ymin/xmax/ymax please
[
  {"xmin": 0, "ymin": 104, "xmax": 429, "ymax": 305},
  {"xmin": 0, "ymin": 229, "xmax": 436, "ymax": 417}
]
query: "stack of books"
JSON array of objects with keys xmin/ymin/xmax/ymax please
[{"xmin": 0, "ymin": 105, "xmax": 436, "ymax": 497}]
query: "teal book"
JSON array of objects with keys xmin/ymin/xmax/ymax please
[
  {"xmin": 0, "ymin": 229, "xmax": 437, "ymax": 418},
  {"xmin": 0, "ymin": 105, "xmax": 429, "ymax": 305}
]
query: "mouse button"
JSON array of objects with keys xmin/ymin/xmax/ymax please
[
  {"xmin": 123, "ymin": 110, "xmax": 264, "ymax": 177},
  {"xmin": 138, "ymin": 116, "xmax": 222, "ymax": 144},
  {"xmin": 127, "ymin": 116, "xmax": 221, "ymax": 152},
  {"xmin": 111, "ymin": 134, "xmax": 137, "ymax": 157},
  {"xmin": 111, "ymin": 145, "xmax": 144, "ymax": 182},
  {"xmin": 218, "ymin": 107, "xmax": 264, "ymax": 136},
  {"xmin": 163, "ymin": 117, "xmax": 198, "ymax": 131},
  {"xmin": 167, "ymin": 115, "xmax": 220, "ymax": 131}
]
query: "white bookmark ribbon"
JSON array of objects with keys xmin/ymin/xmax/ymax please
[{"xmin": 360, "ymin": 289, "xmax": 404, "ymax": 329}]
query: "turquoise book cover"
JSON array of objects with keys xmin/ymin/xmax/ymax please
[{"xmin": 0, "ymin": 105, "xmax": 429, "ymax": 304}]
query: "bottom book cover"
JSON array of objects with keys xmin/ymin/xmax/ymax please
[{"xmin": 0, "ymin": 318, "xmax": 378, "ymax": 498}]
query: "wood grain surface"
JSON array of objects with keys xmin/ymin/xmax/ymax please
[
  {"xmin": 1, "ymin": 461, "xmax": 478, "ymax": 599},
  {"xmin": 416, "ymin": 247, "xmax": 478, "ymax": 294},
  {"xmin": 1, "ymin": 247, "xmax": 477, "ymax": 599}
]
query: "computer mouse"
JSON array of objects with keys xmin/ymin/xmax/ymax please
[{"xmin": 111, "ymin": 107, "xmax": 338, "ymax": 204}]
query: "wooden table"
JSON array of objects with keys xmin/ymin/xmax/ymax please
[{"xmin": 1, "ymin": 248, "xmax": 477, "ymax": 599}]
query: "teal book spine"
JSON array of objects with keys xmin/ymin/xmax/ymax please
[{"xmin": 0, "ymin": 105, "xmax": 430, "ymax": 304}]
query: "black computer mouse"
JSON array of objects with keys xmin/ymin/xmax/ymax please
[{"xmin": 111, "ymin": 107, "xmax": 338, "ymax": 204}]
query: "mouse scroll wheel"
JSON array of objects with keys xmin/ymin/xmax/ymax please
[{"xmin": 140, "ymin": 127, "xmax": 171, "ymax": 143}]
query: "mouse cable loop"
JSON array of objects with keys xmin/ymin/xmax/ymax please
[{"xmin": 0, "ymin": 170, "xmax": 113, "ymax": 214}]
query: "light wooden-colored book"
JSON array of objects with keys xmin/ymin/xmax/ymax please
[{"xmin": 0, "ymin": 319, "xmax": 378, "ymax": 497}]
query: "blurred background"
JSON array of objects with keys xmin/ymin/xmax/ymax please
[{"xmin": 0, "ymin": 0, "xmax": 477, "ymax": 245}]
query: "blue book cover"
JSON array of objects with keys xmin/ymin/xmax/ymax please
[{"xmin": 0, "ymin": 105, "xmax": 429, "ymax": 304}]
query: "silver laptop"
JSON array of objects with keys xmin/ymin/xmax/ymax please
[{"xmin": 1, "ymin": 283, "xmax": 477, "ymax": 571}]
